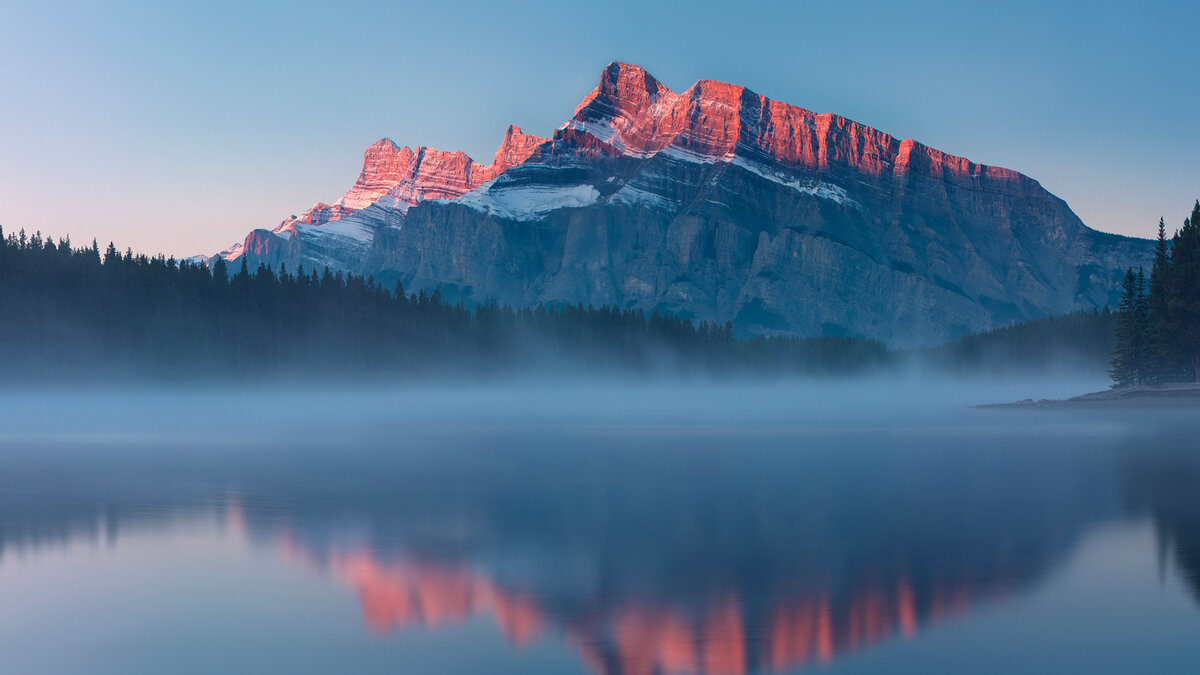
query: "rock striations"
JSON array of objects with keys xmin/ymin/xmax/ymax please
[{"xmin": 208, "ymin": 62, "xmax": 1152, "ymax": 347}]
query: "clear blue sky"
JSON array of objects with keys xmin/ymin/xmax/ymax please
[{"xmin": 1, "ymin": 0, "xmax": 1196, "ymax": 257}]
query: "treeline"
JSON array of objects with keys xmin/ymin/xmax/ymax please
[
  {"xmin": 919, "ymin": 308, "xmax": 1116, "ymax": 374},
  {"xmin": 1109, "ymin": 201, "xmax": 1200, "ymax": 387},
  {"xmin": 0, "ymin": 227, "xmax": 889, "ymax": 381}
]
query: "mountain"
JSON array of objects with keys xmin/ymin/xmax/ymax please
[
  {"xmin": 208, "ymin": 62, "xmax": 1152, "ymax": 347},
  {"xmin": 214, "ymin": 124, "xmax": 550, "ymax": 272}
]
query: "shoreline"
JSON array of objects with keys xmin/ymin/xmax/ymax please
[{"xmin": 978, "ymin": 382, "xmax": 1200, "ymax": 409}]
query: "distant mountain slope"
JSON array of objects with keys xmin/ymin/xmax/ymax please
[{"xmin": 207, "ymin": 62, "xmax": 1152, "ymax": 347}]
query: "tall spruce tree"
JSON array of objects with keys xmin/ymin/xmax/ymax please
[
  {"xmin": 1134, "ymin": 266, "xmax": 1149, "ymax": 381},
  {"xmin": 1146, "ymin": 217, "xmax": 1172, "ymax": 382},
  {"xmin": 1166, "ymin": 201, "xmax": 1200, "ymax": 381},
  {"xmin": 1110, "ymin": 267, "xmax": 1146, "ymax": 387}
]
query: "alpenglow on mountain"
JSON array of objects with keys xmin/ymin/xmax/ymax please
[{"xmin": 207, "ymin": 62, "xmax": 1152, "ymax": 347}]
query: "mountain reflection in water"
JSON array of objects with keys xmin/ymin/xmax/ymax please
[
  {"xmin": 296, "ymin": 539, "xmax": 984, "ymax": 675},
  {"xmin": 2, "ymin": 401, "xmax": 1200, "ymax": 674}
]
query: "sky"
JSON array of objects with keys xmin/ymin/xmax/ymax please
[{"xmin": 0, "ymin": 0, "xmax": 1196, "ymax": 258}]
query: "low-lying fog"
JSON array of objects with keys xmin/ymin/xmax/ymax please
[{"xmin": 0, "ymin": 374, "xmax": 1116, "ymax": 442}]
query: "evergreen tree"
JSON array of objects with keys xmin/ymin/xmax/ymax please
[
  {"xmin": 1110, "ymin": 267, "xmax": 1144, "ymax": 387},
  {"xmin": 1133, "ymin": 266, "xmax": 1149, "ymax": 381},
  {"xmin": 1146, "ymin": 217, "xmax": 1173, "ymax": 382},
  {"xmin": 1166, "ymin": 202, "xmax": 1200, "ymax": 381}
]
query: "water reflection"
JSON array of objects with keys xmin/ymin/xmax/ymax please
[
  {"xmin": 2, "ymin": 414, "xmax": 1200, "ymax": 673},
  {"xmin": 296, "ymin": 540, "xmax": 985, "ymax": 675},
  {"xmin": 1123, "ymin": 425, "xmax": 1200, "ymax": 606}
]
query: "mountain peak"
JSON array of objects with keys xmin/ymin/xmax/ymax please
[
  {"xmin": 275, "ymin": 128, "xmax": 549, "ymax": 228},
  {"xmin": 491, "ymin": 126, "xmax": 548, "ymax": 174},
  {"xmin": 331, "ymin": 140, "xmax": 419, "ymax": 211},
  {"xmin": 687, "ymin": 78, "xmax": 753, "ymax": 102},
  {"xmin": 573, "ymin": 61, "xmax": 673, "ymax": 122},
  {"xmin": 368, "ymin": 138, "xmax": 403, "ymax": 152},
  {"xmin": 599, "ymin": 61, "xmax": 660, "ymax": 88}
]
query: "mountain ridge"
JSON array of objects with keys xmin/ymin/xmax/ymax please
[{"xmin": 206, "ymin": 61, "xmax": 1152, "ymax": 347}]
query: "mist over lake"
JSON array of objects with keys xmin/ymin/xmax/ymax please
[{"xmin": 3, "ymin": 379, "xmax": 1199, "ymax": 674}]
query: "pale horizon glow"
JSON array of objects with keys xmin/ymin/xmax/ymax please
[{"xmin": 1, "ymin": 0, "xmax": 1197, "ymax": 258}]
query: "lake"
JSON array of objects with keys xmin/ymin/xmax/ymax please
[{"xmin": 1, "ymin": 379, "xmax": 1198, "ymax": 674}]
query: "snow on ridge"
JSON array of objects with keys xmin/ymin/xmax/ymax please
[
  {"xmin": 564, "ymin": 112, "xmax": 859, "ymax": 212},
  {"xmin": 371, "ymin": 192, "xmax": 413, "ymax": 213},
  {"xmin": 561, "ymin": 119, "xmax": 661, "ymax": 159},
  {"xmin": 728, "ymin": 155, "xmax": 858, "ymax": 208},
  {"xmin": 453, "ymin": 182, "xmax": 600, "ymax": 220},
  {"xmin": 566, "ymin": 126, "xmax": 858, "ymax": 208},
  {"xmin": 219, "ymin": 242, "xmax": 245, "ymax": 261},
  {"xmin": 635, "ymin": 142, "xmax": 860, "ymax": 208},
  {"xmin": 296, "ymin": 217, "xmax": 374, "ymax": 244},
  {"xmin": 608, "ymin": 185, "xmax": 675, "ymax": 210},
  {"xmin": 656, "ymin": 144, "xmax": 723, "ymax": 165},
  {"xmin": 562, "ymin": 119, "xmax": 616, "ymax": 144},
  {"xmin": 333, "ymin": 192, "xmax": 386, "ymax": 212}
]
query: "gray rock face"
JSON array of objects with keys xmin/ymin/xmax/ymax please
[{"xmin": 213, "ymin": 62, "xmax": 1152, "ymax": 347}]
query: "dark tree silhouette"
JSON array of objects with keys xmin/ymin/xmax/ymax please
[
  {"xmin": 1112, "ymin": 199, "xmax": 1200, "ymax": 387},
  {"xmin": 0, "ymin": 230, "xmax": 891, "ymax": 381},
  {"xmin": 1111, "ymin": 267, "xmax": 1149, "ymax": 387}
]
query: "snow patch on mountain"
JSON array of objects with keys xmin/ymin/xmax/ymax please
[
  {"xmin": 455, "ymin": 183, "xmax": 600, "ymax": 220},
  {"xmin": 365, "ymin": 192, "xmax": 413, "ymax": 214},
  {"xmin": 608, "ymin": 185, "xmax": 675, "ymax": 210},
  {"xmin": 657, "ymin": 145, "xmax": 723, "ymax": 165},
  {"xmin": 219, "ymin": 242, "xmax": 245, "ymax": 261},
  {"xmin": 295, "ymin": 217, "xmax": 374, "ymax": 243},
  {"xmin": 562, "ymin": 119, "xmax": 616, "ymax": 144},
  {"xmin": 728, "ymin": 156, "xmax": 859, "ymax": 208}
]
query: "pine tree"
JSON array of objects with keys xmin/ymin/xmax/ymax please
[
  {"xmin": 1133, "ymin": 266, "xmax": 1149, "ymax": 382},
  {"xmin": 1146, "ymin": 217, "xmax": 1172, "ymax": 382},
  {"xmin": 1110, "ymin": 267, "xmax": 1142, "ymax": 388},
  {"xmin": 1167, "ymin": 202, "xmax": 1200, "ymax": 381}
]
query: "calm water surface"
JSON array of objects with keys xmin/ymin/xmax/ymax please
[{"xmin": 1, "ymin": 380, "xmax": 1198, "ymax": 674}]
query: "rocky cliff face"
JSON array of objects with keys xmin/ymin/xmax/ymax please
[{"xmin": 209, "ymin": 62, "xmax": 1152, "ymax": 347}]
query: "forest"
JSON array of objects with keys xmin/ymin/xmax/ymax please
[
  {"xmin": 1109, "ymin": 201, "xmax": 1200, "ymax": 386},
  {"xmin": 0, "ymin": 227, "xmax": 888, "ymax": 381}
]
